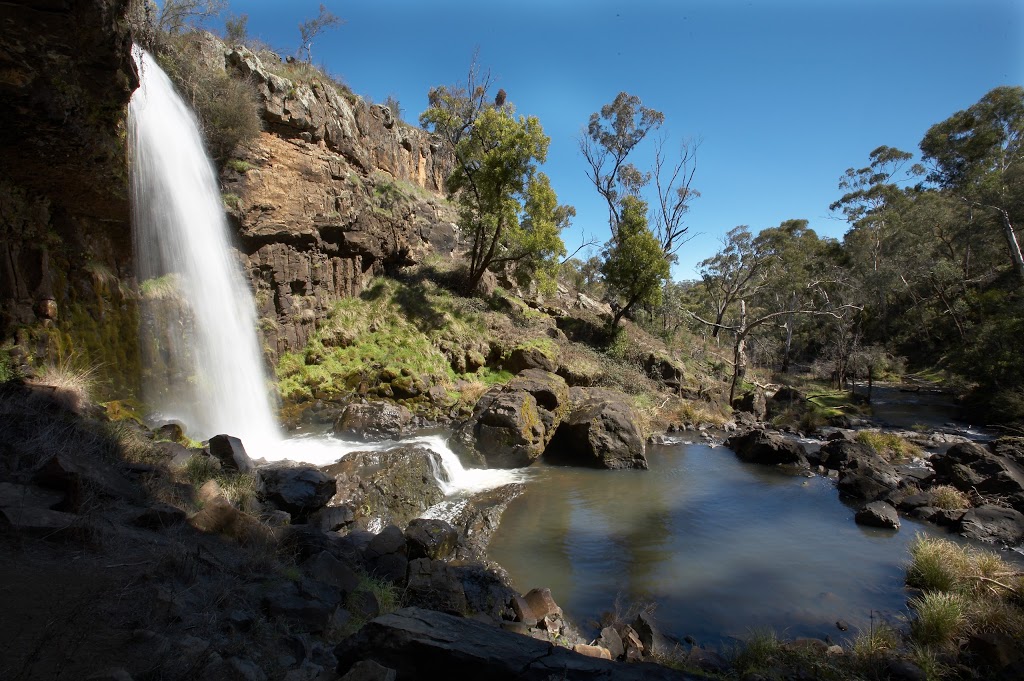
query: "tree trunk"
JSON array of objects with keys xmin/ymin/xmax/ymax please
[
  {"xmin": 997, "ymin": 208, "xmax": 1024, "ymax": 282},
  {"xmin": 729, "ymin": 300, "xmax": 748, "ymax": 404}
]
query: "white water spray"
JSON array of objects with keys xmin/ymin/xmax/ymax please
[
  {"xmin": 129, "ymin": 47, "xmax": 280, "ymax": 447},
  {"xmin": 126, "ymin": 47, "xmax": 522, "ymax": 494}
]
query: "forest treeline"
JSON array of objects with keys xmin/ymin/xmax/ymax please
[{"xmin": 563, "ymin": 86, "xmax": 1024, "ymax": 427}]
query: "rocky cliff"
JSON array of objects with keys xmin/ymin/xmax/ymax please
[
  {"xmin": 0, "ymin": 0, "xmax": 142, "ymax": 393},
  {"xmin": 0, "ymin": 16, "xmax": 458, "ymax": 393},
  {"xmin": 213, "ymin": 38, "xmax": 458, "ymax": 356}
]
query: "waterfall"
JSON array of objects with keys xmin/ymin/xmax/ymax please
[
  {"xmin": 126, "ymin": 46, "xmax": 523, "ymax": 495},
  {"xmin": 128, "ymin": 46, "xmax": 281, "ymax": 449}
]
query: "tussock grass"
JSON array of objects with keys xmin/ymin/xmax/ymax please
[
  {"xmin": 856, "ymin": 430, "xmax": 923, "ymax": 462},
  {"xmin": 930, "ymin": 485, "xmax": 970, "ymax": 511},
  {"xmin": 31, "ymin": 360, "xmax": 96, "ymax": 413},
  {"xmin": 180, "ymin": 454, "xmax": 260, "ymax": 513},
  {"xmin": 851, "ymin": 620, "xmax": 900, "ymax": 659},
  {"xmin": 908, "ymin": 592, "xmax": 966, "ymax": 648}
]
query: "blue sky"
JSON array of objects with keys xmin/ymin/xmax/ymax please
[{"xmin": 215, "ymin": 0, "xmax": 1023, "ymax": 280}]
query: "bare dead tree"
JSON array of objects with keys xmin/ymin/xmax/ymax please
[{"xmin": 652, "ymin": 135, "xmax": 701, "ymax": 259}]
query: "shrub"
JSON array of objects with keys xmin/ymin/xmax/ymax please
[
  {"xmin": 906, "ymin": 535, "xmax": 972, "ymax": 593},
  {"xmin": 155, "ymin": 33, "xmax": 262, "ymax": 163}
]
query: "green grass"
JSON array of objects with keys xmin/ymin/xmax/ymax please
[
  {"xmin": 225, "ymin": 158, "xmax": 254, "ymax": 173},
  {"xmin": 139, "ymin": 274, "xmax": 183, "ymax": 301},
  {"xmin": 181, "ymin": 454, "xmax": 260, "ymax": 513}
]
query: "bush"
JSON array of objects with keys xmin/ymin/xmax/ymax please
[
  {"xmin": 155, "ymin": 33, "xmax": 262, "ymax": 163},
  {"xmin": 930, "ymin": 485, "xmax": 970, "ymax": 511}
]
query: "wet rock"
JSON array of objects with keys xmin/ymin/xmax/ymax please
[
  {"xmin": 958, "ymin": 505, "xmax": 1024, "ymax": 544},
  {"xmin": 259, "ymin": 463, "xmax": 336, "ymax": 520},
  {"xmin": 326, "ymin": 446, "xmax": 445, "ymax": 530},
  {"xmin": 725, "ymin": 429, "xmax": 807, "ymax": 467},
  {"xmin": 208, "ymin": 434, "xmax": 254, "ymax": 473},
  {"xmin": 334, "ymin": 402, "xmax": 413, "ymax": 441},
  {"xmin": 855, "ymin": 501, "xmax": 901, "ymax": 529},
  {"xmin": 405, "ymin": 518, "xmax": 458, "ymax": 560},
  {"xmin": 334, "ymin": 607, "xmax": 693, "ymax": 680},
  {"xmin": 546, "ymin": 387, "xmax": 648, "ymax": 470}
]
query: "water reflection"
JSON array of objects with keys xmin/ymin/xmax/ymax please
[{"xmin": 489, "ymin": 442, "xmax": 950, "ymax": 644}]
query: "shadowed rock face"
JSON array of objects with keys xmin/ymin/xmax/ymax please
[
  {"xmin": 334, "ymin": 607, "xmax": 700, "ymax": 681},
  {"xmin": 0, "ymin": 0, "xmax": 142, "ymax": 391}
]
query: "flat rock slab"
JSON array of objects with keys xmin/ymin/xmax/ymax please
[{"xmin": 335, "ymin": 607, "xmax": 701, "ymax": 680}]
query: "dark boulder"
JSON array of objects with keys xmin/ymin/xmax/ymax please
[
  {"xmin": 855, "ymin": 501, "xmax": 901, "ymax": 529},
  {"xmin": 405, "ymin": 518, "xmax": 458, "ymax": 560},
  {"xmin": 931, "ymin": 442, "xmax": 1024, "ymax": 502},
  {"xmin": 334, "ymin": 402, "xmax": 413, "ymax": 441},
  {"xmin": 958, "ymin": 505, "xmax": 1024, "ymax": 545},
  {"xmin": 725, "ymin": 430, "xmax": 807, "ymax": 467},
  {"xmin": 455, "ymin": 371, "xmax": 569, "ymax": 468},
  {"xmin": 208, "ymin": 434, "xmax": 254, "ymax": 473},
  {"xmin": 334, "ymin": 607, "xmax": 697, "ymax": 680},
  {"xmin": 767, "ymin": 386, "xmax": 806, "ymax": 418},
  {"xmin": 405, "ymin": 557, "xmax": 468, "ymax": 614},
  {"xmin": 546, "ymin": 387, "xmax": 647, "ymax": 470},
  {"xmin": 258, "ymin": 463, "xmax": 336, "ymax": 520},
  {"xmin": 733, "ymin": 388, "xmax": 767, "ymax": 421},
  {"xmin": 326, "ymin": 446, "xmax": 446, "ymax": 530},
  {"xmin": 505, "ymin": 347, "xmax": 556, "ymax": 375},
  {"xmin": 819, "ymin": 440, "xmax": 902, "ymax": 502}
]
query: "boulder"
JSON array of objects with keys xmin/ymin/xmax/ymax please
[
  {"xmin": 733, "ymin": 388, "xmax": 767, "ymax": 421},
  {"xmin": 931, "ymin": 441, "xmax": 1024, "ymax": 502},
  {"xmin": 643, "ymin": 354, "xmax": 684, "ymax": 389},
  {"xmin": 505, "ymin": 347, "xmax": 556, "ymax": 375},
  {"xmin": 767, "ymin": 386, "xmax": 806, "ymax": 418},
  {"xmin": 958, "ymin": 505, "xmax": 1024, "ymax": 545},
  {"xmin": 33, "ymin": 452, "xmax": 140, "ymax": 508},
  {"xmin": 259, "ymin": 463, "xmax": 336, "ymax": 520},
  {"xmin": 855, "ymin": 501, "xmax": 901, "ymax": 529},
  {"xmin": 405, "ymin": 557, "xmax": 469, "ymax": 614},
  {"xmin": 208, "ymin": 434, "xmax": 254, "ymax": 473},
  {"xmin": 546, "ymin": 388, "xmax": 647, "ymax": 470},
  {"xmin": 725, "ymin": 430, "xmax": 807, "ymax": 467},
  {"xmin": 334, "ymin": 607, "xmax": 696, "ymax": 680},
  {"xmin": 365, "ymin": 525, "xmax": 408, "ymax": 584},
  {"xmin": 262, "ymin": 584, "xmax": 336, "ymax": 633},
  {"xmin": 326, "ymin": 446, "xmax": 446, "ymax": 530},
  {"xmin": 303, "ymin": 551, "xmax": 359, "ymax": 595},
  {"xmin": 340, "ymin": 660, "xmax": 397, "ymax": 681},
  {"xmin": 456, "ymin": 371, "xmax": 569, "ymax": 468},
  {"xmin": 334, "ymin": 402, "xmax": 413, "ymax": 441},
  {"xmin": 819, "ymin": 440, "xmax": 902, "ymax": 501},
  {"xmin": 523, "ymin": 587, "xmax": 562, "ymax": 620},
  {"xmin": 405, "ymin": 518, "xmax": 458, "ymax": 560}
]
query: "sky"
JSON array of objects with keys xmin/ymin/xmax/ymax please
[{"xmin": 211, "ymin": 0, "xmax": 1023, "ymax": 280}]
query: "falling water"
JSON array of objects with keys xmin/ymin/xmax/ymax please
[
  {"xmin": 126, "ymin": 46, "xmax": 521, "ymax": 494},
  {"xmin": 129, "ymin": 46, "xmax": 280, "ymax": 448}
]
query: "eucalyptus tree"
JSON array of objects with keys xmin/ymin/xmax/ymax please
[
  {"xmin": 920, "ymin": 85, "xmax": 1024, "ymax": 281},
  {"xmin": 420, "ymin": 62, "xmax": 570, "ymax": 294}
]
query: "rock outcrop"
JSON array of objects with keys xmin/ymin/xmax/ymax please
[
  {"xmin": 725, "ymin": 429, "xmax": 807, "ymax": 467},
  {"xmin": 546, "ymin": 387, "xmax": 648, "ymax": 470}
]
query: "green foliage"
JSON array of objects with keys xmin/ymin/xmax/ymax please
[
  {"xmin": 225, "ymin": 158, "xmax": 253, "ymax": 173},
  {"xmin": 0, "ymin": 345, "xmax": 17, "ymax": 383},
  {"xmin": 601, "ymin": 196, "xmax": 670, "ymax": 326},
  {"xmin": 421, "ymin": 68, "xmax": 569, "ymax": 293},
  {"xmin": 908, "ymin": 592, "xmax": 965, "ymax": 649},
  {"xmin": 155, "ymin": 33, "xmax": 262, "ymax": 162},
  {"xmin": 157, "ymin": 0, "xmax": 226, "ymax": 34}
]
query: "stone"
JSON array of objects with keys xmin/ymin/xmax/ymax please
[
  {"xmin": 1, "ymin": 505, "xmax": 80, "ymax": 536},
  {"xmin": 303, "ymin": 551, "xmax": 359, "ymax": 595},
  {"xmin": 599, "ymin": 626, "xmax": 625, "ymax": 659},
  {"xmin": 34, "ymin": 452, "xmax": 140, "ymax": 507},
  {"xmin": 958, "ymin": 505, "xmax": 1024, "ymax": 544},
  {"xmin": 573, "ymin": 644, "xmax": 612, "ymax": 660},
  {"xmin": 309, "ymin": 504, "xmax": 355, "ymax": 532},
  {"xmin": 208, "ymin": 434, "xmax": 255, "ymax": 473},
  {"xmin": 725, "ymin": 429, "xmax": 808, "ymax": 467},
  {"xmin": 522, "ymin": 587, "xmax": 561, "ymax": 620},
  {"xmin": 855, "ymin": 501, "xmax": 901, "ymax": 529},
  {"xmin": 633, "ymin": 611, "xmax": 669, "ymax": 657},
  {"xmin": 0, "ymin": 482, "xmax": 65, "ymax": 509},
  {"xmin": 404, "ymin": 518, "xmax": 458, "ymax": 560},
  {"xmin": 334, "ymin": 402, "xmax": 413, "ymax": 441},
  {"xmin": 334, "ymin": 607, "xmax": 694, "ymax": 680},
  {"xmin": 326, "ymin": 446, "xmax": 446, "ymax": 530},
  {"xmin": 259, "ymin": 463, "xmax": 336, "ymax": 519},
  {"xmin": 505, "ymin": 347, "xmax": 556, "ymax": 375},
  {"xmin": 510, "ymin": 594, "xmax": 538, "ymax": 625},
  {"xmin": 262, "ymin": 585, "xmax": 335, "ymax": 632},
  {"xmin": 405, "ymin": 557, "xmax": 469, "ymax": 614},
  {"xmin": 733, "ymin": 387, "xmax": 767, "ymax": 420},
  {"xmin": 340, "ymin": 660, "xmax": 397, "ymax": 681},
  {"xmin": 931, "ymin": 441, "xmax": 1024, "ymax": 501},
  {"xmin": 546, "ymin": 387, "xmax": 648, "ymax": 470}
]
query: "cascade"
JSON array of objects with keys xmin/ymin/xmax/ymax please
[
  {"xmin": 128, "ymin": 46, "xmax": 281, "ymax": 449},
  {"xmin": 126, "ymin": 46, "xmax": 520, "ymax": 494}
]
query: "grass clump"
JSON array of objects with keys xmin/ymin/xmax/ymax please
[
  {"xmin": 225, "ymin": 158, "xmax": 254, "ymax": 173},
  {"xmin": 31, "ymin": 360, "xmax": 96, "ymax": 414},
  {"xmin": 181, "ymin": 454, "xmax": 260, "ymax": 513},
  {"xmin": 856, "ymin": 430, "xmax": 923, "ymax": 462},
  {"xmin": 908, "ymin": 592, "xmax": 966, "ymax": 648},
  {"xmin": 930, "ymin": 485, "xmax": 970, "ymax": 511}
]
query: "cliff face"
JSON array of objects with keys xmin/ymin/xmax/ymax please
[
  {"xmin": 1, "ymin": 18, "xmax": 458, "ymax": 393},
  {"xmin": 0, "ymin": 0, "xmax": 142, "ymax": 392},
  {"xmin": 217, "ymin": 43, "xmax": 457, "ymax": 356}
]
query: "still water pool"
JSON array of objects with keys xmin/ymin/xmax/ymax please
[{"xmin": 489, "ymin": 440, "xmax": 949, "ymax": 645}]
